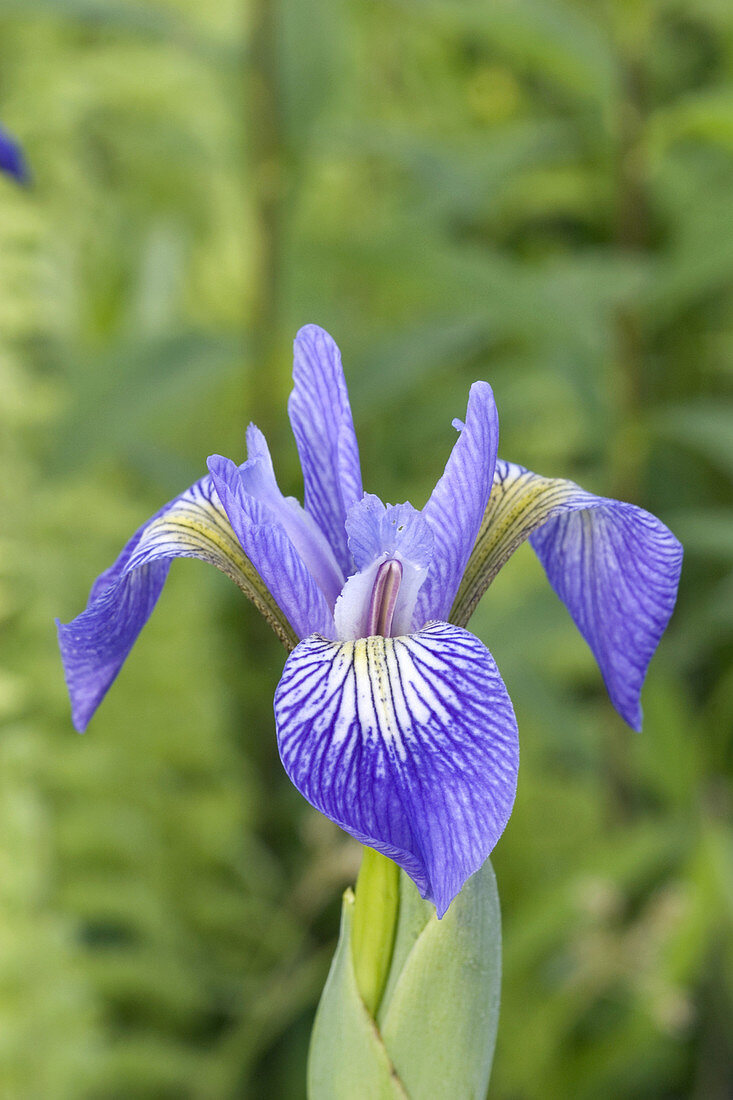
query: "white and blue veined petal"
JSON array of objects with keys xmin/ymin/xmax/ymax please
[
  {"xmin": 274, "ymin": 621, "xmax": 519, "ymax": 917},
  {"xmin": 288, "ymin": 325, "xmax": 364, "ymax": 575},
  {"xmin": 453, "ymin": 460, "xmax": 683, "ymax": 731},
  {"xmin": 57, "ymin": 475, "xmax": 297, "ymax": 733},
  {"xmin": 416, "ymin": 381, "xmax": 499, "ymax": 626}
]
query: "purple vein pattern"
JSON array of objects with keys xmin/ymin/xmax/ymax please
[
  {"xmin": 288, "ymin": 325, "xmax": 363, "ymax": 575},
  {"xmin": 275, "ymin": 622, "xmax": 518, "ymax": 917},
  {"xmin": 58, "ymin": 476, "xmax": 250, "ymax": 731},
  {"xmin": 529, "ymin": 491, "xmax": 683, "ymax": 731},
  {"xmin": 416, "ymin": 381, "xmax": 499, "ymax": 625}
]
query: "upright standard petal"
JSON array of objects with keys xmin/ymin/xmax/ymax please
[
  {"xmin": 452, "ymin": 461, "xmax": 683, "ymax": 730},
  {"xmin": 208, "ymin": 454, "xmax": 335, "ymax": 640},
  {"xmin": 416, "ymin": 382, "xmax": 499, "ymax": 626},
  {"xmin": 275, "ymin": 621, "xmax": 519, "ymax": 917},
  {"xmin": 0, "ymin": 124, "xmax": 27, "ymax": 182},
  {"xmin": 288, "ymin": 325, "xmax": 363, "ymax": 574},
  {"xmin": 57, "ymin": 476, "xmax": 297, "ymax": 732}
]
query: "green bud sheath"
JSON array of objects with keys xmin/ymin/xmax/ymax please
[
  {"xmin": 308, "ymin": 887, "xmax": 408, "ymax": 1100},
  {"xmin": 308, "ymin": 858, "xmax": 502, "ymax": 1100},
  {"xmin": 351, "ymin": 847, "xmax": 400, "ymax": 1016}
]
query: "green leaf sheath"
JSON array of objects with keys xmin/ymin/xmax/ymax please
[
  {"xmin": 308, "ymin": 889, "xmax": 409, "ymax": 1100},
  {"xmin": 309, "ymin": 859, "xmax": 502, "ymax": 1100},
  {"xmin": 378, "ymin": 861, "xmax": 502, "ymax": 1100}
]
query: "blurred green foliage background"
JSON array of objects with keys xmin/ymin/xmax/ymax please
[{"xmin": 1, "ymin": 0, "xmax": 732, "ymax": 1096}]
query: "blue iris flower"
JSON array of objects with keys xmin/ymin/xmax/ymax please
[
  {"xmin": 0, "ymin": 124, "xmax": 27, "ymax": 183},
  {"xmin": 57, "ymin": 326, "xmax": 682, "ymax": 916}
]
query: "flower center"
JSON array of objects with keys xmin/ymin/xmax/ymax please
[{"xmin": 366, "ymin": 559, "xmax": 403, "ymax": 637}]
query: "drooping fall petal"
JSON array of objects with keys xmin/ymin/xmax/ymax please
[
  {"xmin": 275, "ymin": 621, "xmax": 518, "ymax": 916},
  {"xmin": 57, "ymin": 476, "xmax": 295, "ymax": 731},
  {"xmin": 453, "ymin": 460, "xmax": 683, "ymax": 729}
]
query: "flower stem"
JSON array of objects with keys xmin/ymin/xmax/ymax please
[{"xmin": 351, "ymin": 847, "xmax": 400, "ymax": 1017}]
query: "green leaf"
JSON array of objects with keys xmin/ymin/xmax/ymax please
[
  {"xmin": 377, "ymin": 873, "xmax": 433, "ymax": 1015},
  {"xmin": 378, "ymin": 860, "xmax": 502, "ymax": 1100},
  {"xmin": 307, "ymin": 889, "xmax": 408, "ymax": 1100},
  {"xmin": 2, "ymin": 0, "xmax": 184, "ymax": 39},
  {"xmin": 399, "ymin": 0, "xmax": 617, "ymax": 105},
  {"xmin": 665, "ymin": 509, "xmax": 733, "ymax": 561},
  {"xmin": 649, "ymin": 87, "xmax": 733, "ymax": 156},
  {"xmin": 309, "ymin": 860, "xmax": 502, "ymax": 1099},
  {"xmin": 653, "ymin": 402, "xmax": 733, "ymax": 482},
  {"xmin": 52, "ymin": 333, "xmax": 242, "ymax": 475}
]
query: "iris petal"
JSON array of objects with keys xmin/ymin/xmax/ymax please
[
  {"xmin": 57, "ymin": 476, "xmax": 296, "ymax": 732},
  {"xmin": 208, "ymin": 454, "xmax": 336, "ymax": 640},
  {"xmin": 416, "ymin": 382, "xmax": 499, "ymax": 625},
  {"xmin": 238, "ymin": 424, "xmax": 345, "ymax": 606},
  {"xmin": 288, "ymin": 325, "xmax": 363, "ymax": 574},
  {"xmin": 453, "ymin": 460, "xmax": 683, "ymax": 730},
  {"xmin": 274, "ymin": 621, "xmax": 518, "ymax": 916}
]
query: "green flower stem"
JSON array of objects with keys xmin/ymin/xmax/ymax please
[{"xmin": 351, "ymin": 846, "xmax": 400, "ymax": 1016}]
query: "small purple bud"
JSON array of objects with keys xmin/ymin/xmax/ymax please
[
  {"xmin": 0, "ymin": 125, "xmax": 28, "ymax": 184},
  {"xmin": 366, "ymin": 559, "xmax": 403, "ymax": 637}
]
